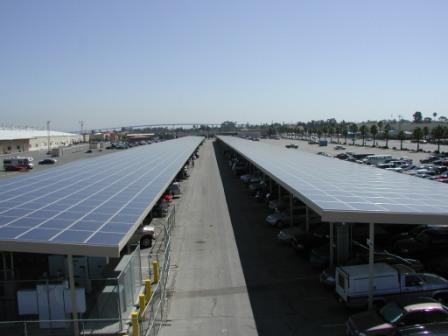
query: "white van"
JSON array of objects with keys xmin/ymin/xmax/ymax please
[{"xmin": 363, "ymin": 155, "xmax": 392, "ymax": 165}]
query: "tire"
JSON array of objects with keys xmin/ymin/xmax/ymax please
[{"xmin": 140, "ymin": 237, "xmax": 153, "ymax": 248}]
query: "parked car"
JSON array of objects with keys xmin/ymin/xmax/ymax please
[
  {"xmin": 394, "ymin": 228, "xmax": 448, "ymax": 259},
  {"xmin": 38, "ymin": 158, "xmax": 57, "ymax": 165},
  {"xmin": 346, "ymin": 297, "xmax": 448, "ymax": 336},
  {"xmin": 134, "ymin": 225, "xmax": 156, "ymax": 248},
  {"xmin": 391, "ymin": 322, "xmax": 448, "ymax": 336},
  {"xmin": 320, "ymin": 250, "xmax": 424, "ymax": 286},
  {"xmin": 169, "ymin": 182, "xmax": 181, "ymax": 197},
  {"xmin": 285, "ymin": 144, "xmax": 298, "ymax": 149},
  {"xmin": 291, "ymin": 223, "xmax": 329, "ymax": 255},
  {"xmin": 265, "ymin": 207, "xmax": 306, "ymax": 228},
  {"xmin": 277, "ymin": 226, "xmax": 305, "ymax": 244},
  {"xmin": 334, "ymin": 145, "xmax": 346, "ymax": 150},
  {"xmin": 152, "ymin": 200, "xmax": 170, "ymax": 217},
  {"xmin": 335, "ymin": 262, "xmax": 448, "ymax": 308}
]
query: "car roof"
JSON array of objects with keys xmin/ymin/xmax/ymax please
[
  {"xmin": 396, "ymin": 323, "xmax": 448, "ymax": 336},
  {"xmin": 395, "ymin": 296, "xmax": 439, "ymax": 309}
]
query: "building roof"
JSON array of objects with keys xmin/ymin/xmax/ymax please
[
  {"xmin": 219, "ymin": 136, "xmax": 448, "ymax": 225},
  {"xmin": 0, "ymin": 129, "xmax": 79, "ymax": 141},
  {"xmin": 0, "ymin": 136, "xmax": 202, "ymax": 257}
]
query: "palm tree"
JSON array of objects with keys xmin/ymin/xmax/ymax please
[
  {"xmin": 377, "ymin": 121, "xmax": 384, "ymax": 135},
  {"xmin": 349, "ymin": 123, "xmax": 358, "ymax": 145},
  {"xmin": 384, "ymin": 124, "xmax": 391, "ymax": 148},
  {"xmin": 341, "ymin": 124, "xmax": 348, "ymax": 145},
  {"xmin": 431, "ymin": 125, "xmax": 445, "ymax": 153},
  {"xmin": 370, "ymin": 125, "xmax": 378, "ymax": 147},
  {"xmin": 413, "ymin": 127, "xmax": 423, "ymax": 151},
  {"xmin": 359, "ymin": 125, "xmax": 368, "ymax": 146},
  {"xmin": 398, "ymin": 130, "xmax": 406, "ymax": 150},
  {"xmin": 433, "ymin": 112, "xmax": 438, "ymax": 120}
]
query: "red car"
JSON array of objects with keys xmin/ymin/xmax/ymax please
[{"xmin": 163, "ymin": 194, "xmax": 173, "ymax": 202}]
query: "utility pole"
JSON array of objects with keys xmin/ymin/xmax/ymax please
[
  {"xmin": 79, "ymin": 121, "xmax": 85, "ymax": 142},
  {"xmin": 46, "ymin": 121, "xmax": 51, "ymax": 153}
]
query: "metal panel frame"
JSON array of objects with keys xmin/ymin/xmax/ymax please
[
  {"xmin": 219, "ymin": 136, "xmax": 448, "ymax": 225},
  {"xmin": 0, "ymin": 137, "xmax": 202, "ymax": 257}
]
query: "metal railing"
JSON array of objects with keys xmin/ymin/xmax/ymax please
[{"xmin": 137, "ymin": 206, "xmax": 175, "ymax": 336}]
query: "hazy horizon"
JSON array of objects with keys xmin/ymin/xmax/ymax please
[{"xmin": 1, "ymin": 0, "xmax": 447, "ymax": 131}]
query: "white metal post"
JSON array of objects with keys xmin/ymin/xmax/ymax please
[
  {"xmin": 329, "ymin": 222, "xmax": 334, "ymax": 268},
  {"xmin": 67, "ymin": 255, "xmax": 79, "ymax": 336},
  {"xmin": 289, "ymin": 194, "xmax": 293, "ymax": 227},
  {"xmin": 368, "ymin": 223, "xmax": 375, "ymax": 311},
  {"xmin": 305, "ymin": 207, "xmax": 310, "ymax": 233}
]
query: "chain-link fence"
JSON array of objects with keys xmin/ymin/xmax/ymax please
[{"xmin": 139, "ymin": 206, "xmax": 175, "ymax": 336}]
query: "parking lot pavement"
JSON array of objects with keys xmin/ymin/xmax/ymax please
[
  {"xmin": 267, "ymin": 137, "xmax": 447, "ymax": 163},
  {"xmin": 160, "ymin": 140, "xmax": 258, "ymax": 336},
  {"xmin": 0, "ymin": 147, "xmax": 123, "ymax": 180},
  {"xmin": 212, "ymin": 140, "xmax": 351, "ymax": 336}
]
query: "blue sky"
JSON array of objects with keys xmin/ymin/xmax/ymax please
[{"xmin": 1, "ymin": 0, "xmax": 447, "ymax": 131}]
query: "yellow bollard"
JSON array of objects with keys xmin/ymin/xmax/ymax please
[
  {"xmin": 145, "ymin": 279, "xmax": 152, "ymax": 302},
  {"xmin": 131, "ymin": 311, "xmax": 140, "ymax": 336},
  {"xmin": 139, "ymin": 294, "xmax": 146, "ymax": 316},
  {"xmin": 152, "ymin": 261, "xmax": 160, "ymax": 284}
]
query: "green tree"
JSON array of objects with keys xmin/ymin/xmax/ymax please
[
  {"xmin": 423, "ymin": 126, "xmax": 429, "ymax": 141},
  {"xmin": 349, "ymin": 123, "xmax": 358, "ymax": 145},
  {"xmin": 413, "ymin": 111, "xmax": 423, "ymax": 123},
  {"xmin": 370, "ymin": 124, "xmax": 378, "ymax": 147},
  {"xmin": 384, "ymin": 124, "xmax": 391, "ymax": 148},
  {"xmin": 413, "ymin": 127, "xmax": 423, "ymax": 151},
  {"xmin": 398, "ymin": 130, "xmax": 406, "ymax": 150},
  {"xmin": 431, "ymin": 125, "xmax": 445, "ymax": 153},
  {"xmin": 359, "ymin": 125, "xmax": 368, "ymax": 146}
]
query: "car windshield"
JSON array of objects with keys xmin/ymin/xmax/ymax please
[{"xmin": 379, "ymin": 302, "xmax": 404, "ymax": 323}]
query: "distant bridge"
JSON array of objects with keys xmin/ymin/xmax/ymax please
[{"xmin": 87, "ymin": 123, "xmax": 223, "ymax": 133}]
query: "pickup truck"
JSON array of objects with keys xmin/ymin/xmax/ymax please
[{"xmin": 335, "ymin": 262, "xmax": 448, "ymax": 308}]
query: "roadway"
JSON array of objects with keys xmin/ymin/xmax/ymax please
[{"xmin": 160, "ymin": 139, "xmax": 257, "ymax": 336}]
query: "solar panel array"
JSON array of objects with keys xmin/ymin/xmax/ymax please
[
  {"xmin": 219, "ymin": 136, "xmax": 448, "ymax": 225},
  {"xmin": 0, "ymin": 136, "xmax": 202, "ymax": 256}
]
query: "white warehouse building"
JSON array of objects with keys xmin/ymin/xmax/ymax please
[{"xmin": 0, "ymin": 128, "xmax": 82, "ymax": 154}]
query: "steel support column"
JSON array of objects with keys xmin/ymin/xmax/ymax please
[
  {"xmin": 329, "ymin": 222, "xmax": 334, "ymax": 268},
  {"xmin": 289, "ymin": 194, "xmax": 293, "ymax": 227},
  {"xmin": 67, "ymin": 255, "xmax": 79, "ymax": 336},
  {"xmin": 305, "ymin": 207, "xmax": 310, "ymax": 233},
  {"xmin": 368, "ymin": 223, "xmax": 375, "ymax": 311}
]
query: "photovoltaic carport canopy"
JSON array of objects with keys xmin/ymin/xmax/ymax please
[
  {"xmin": 219, "ymin": 136, "xmax": 448, "ymax": 225},
  {"xmin": 0, "ymin": 136, "xmax": 203, "ymax": 257}
]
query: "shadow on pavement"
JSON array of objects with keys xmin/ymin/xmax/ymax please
[{"xmin": 212, "ymin": 140, "xmax": 349, "ymax": 336}]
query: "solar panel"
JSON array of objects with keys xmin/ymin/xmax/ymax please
[
  {"xmin": 0, "ymin": 136, "xmax": 202, "ymax": 256},
  {"xmin": 219, "ymin": 136, "xmax": 448, "ymax": 225}
]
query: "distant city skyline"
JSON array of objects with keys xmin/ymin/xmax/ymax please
[{"xmin": 1, "ymin": 0, "xmax": 447, "ymax": 131}]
